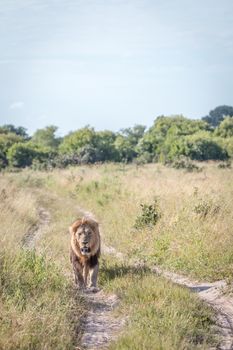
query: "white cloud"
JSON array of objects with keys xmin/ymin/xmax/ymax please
[{"xmin": 9, "ymin": 101, "xmax": 24, "ymax": 109}]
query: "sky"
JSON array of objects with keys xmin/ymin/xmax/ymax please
[{"xmin": 0, "ymin": 0, "xmax": 233, "ymax": 136}]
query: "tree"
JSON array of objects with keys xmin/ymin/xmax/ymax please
[
  {"xmin": 215, "ymin": 116, "xmax": 233, "ymax": 138},
  {"xmin": 113, "ymin": 124, "xmax": 146, "ymax": 162},
  {"xmin": 0, "ymin": 132, "xmax": 23, "ymax": 168},
  {"xmin": 138, "ymin": 115, "xmax": 210, "ymax": 162},
  {"xmin": 59, "ymin": 127, "xmax": 97, "ymax": 155},
  {"xmin": 202, "ymin": 105, "xmax": 233, "ymax": 128},
  {"xmin": 59, "ymin": 127, "xmax": 119, "ymax": 163},
  {"xmin": 119, "ymin": 125, "xmax": 146, "ymax": 146},
  {"xmin": 7, "ymin": 143, "xmax": 38, "ymax": 167},
  {"xmin": 0, "ymin": 124, "xmax": 28, "ymax": 139},
  {"xmin": 114, "ymin": 135, "xmax": 136, "ymax": 162},
  {"xmin": 95, "ymin": 130, "xmax": 118, "ymax": 161},
  {"xmin": 183, "ymin": 133, "xmax": 228, "ymax": 161},
  {"xmin": 7, "ymin": 143, "xmax": 50, "ymax": 168},
  {"xmin": 220, "ymin": 138, "xmax": 233, "ymax": 158},
  {"xmin": 32, "ymin": 125, "xmax": 60, "ymax": 149}
]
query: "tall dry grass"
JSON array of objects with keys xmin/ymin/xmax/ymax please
[
  {"xmin": 1, "ymin": 163, "xmax": 228, "ymax": 349},
  {"xmin": 0, "ymin": 174, "xmax": 84, "ymax": 350},
  {"xmin": 0, "ymin": 174, "xmax": 38, "ymax": 249},
  {"xmin": 28, "ymin": 162, "xmax": 233, "ymax": 281}
]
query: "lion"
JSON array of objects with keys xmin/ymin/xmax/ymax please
[{"xmin": 69, "ymin": 217, "xmax": 101, "ymax": 290}]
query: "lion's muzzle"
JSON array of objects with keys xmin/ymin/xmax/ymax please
[{"xmin": 81, "ymin": 247, "xmax": 91, "ymax": 255}]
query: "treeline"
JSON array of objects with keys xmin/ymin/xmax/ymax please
[{"xmin": 1, "ymin": 105, "xmax": 233, "ymax": 170}]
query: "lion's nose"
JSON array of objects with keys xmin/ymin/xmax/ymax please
[{"xmin": 82, "ymin": 241, "xmax": 88, "ymax": 245}]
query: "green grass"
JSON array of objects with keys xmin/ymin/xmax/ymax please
[
  {"xmin": 0, "ymin": 175, "xmax": 85, "ymax": 350},
  {"xmin": 1, "ymin": 163, "xmax": 231, "ymax": 349},
  {"xmin": 99, "ymin": 257, "xmax": 217, "ymax": 350},
  {"xmin": 28, "ymin": 162, "xmax": 233, "ymax": 282},
  {"xmin": 0, "ymin": 249, "xmax": 84, "ymax": 350}
]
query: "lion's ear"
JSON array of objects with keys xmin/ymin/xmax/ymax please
[{"xmin": 88, "ymin": 219, "xmax": 99, "ymax": 231}]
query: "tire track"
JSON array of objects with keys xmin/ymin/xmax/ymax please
[
  {"xmin": 22, "ymin": 205, "xmax": 125, "ymax": 350},
  {"xmin": 22, "ymin": 207, "xmax": 50, "ymax": 249},
  {"xmin": 77, "ymin": 207, "xmax": 126, "ymax": 350},
  {"xmin": 152, "ymin": 266, "xmax": 233, "ymax": 350},
  {"xmin": 79, "ymin": 206, "xmax": 233, "ymax": 349},
  {"xmin": 22, "ymin": 204, "xmax": 233, "ymax": 349}
]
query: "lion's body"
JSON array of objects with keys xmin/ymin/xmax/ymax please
[{"xmin": 69, "ymin": 217, "xmax": 101, "ymax": 289}]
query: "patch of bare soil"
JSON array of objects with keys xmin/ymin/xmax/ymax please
[
  {"xmin": 80, "ymin": 291, "xmax": 125, "ymax": 350},
  {"xmin": 22, "ymin": 207, "xmax": 50, "ymax": 249}
]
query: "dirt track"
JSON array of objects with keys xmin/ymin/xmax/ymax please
[
  {"xmin": 77, "ymin": 207, "xmax": 126, "ymax": 349},
  {"xmin": 22, "ymin": 207, "xmax": 50, "ymax": 249},
  {"xmin": 152, "ymin": 267, "xmax": 233, "ymax": 350},
  {"xmin": 22, "ymin": 205, "xmax": 125, "ymax": 349},
  {"xmin": 22, "ymin": 206, "xmax": 233, "ymax": 350},
  {"xmin": 81, "ymin": 221, "xmax": 233, "ymax": 349}
]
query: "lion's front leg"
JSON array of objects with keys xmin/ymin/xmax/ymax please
[
  {"xmin": 89, "ymin": 263, "xmax": 99, "ymax": 288},
  {"xmin": 73, "ymin": 264, "xmax": 85, "ymax": 288},
  {"xmin": 83, "ymin": 263, "xmax": 89, "ymax": 287},
  {"xmin": 71, "ymin": 254, "xmax": 85, "ymax": 289}
]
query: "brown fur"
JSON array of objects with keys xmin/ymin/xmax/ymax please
[{"xmin": 69, "ymin": 217, "xmax": 101, "ymax": 289}]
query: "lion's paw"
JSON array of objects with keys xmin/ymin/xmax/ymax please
[{"xmin": 86, "ymin": 286, "xmax": 100, "ymax": 293}]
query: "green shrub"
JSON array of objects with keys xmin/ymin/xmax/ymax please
[
  {"xmin": 169, "ymin": 157, "xmax": 201, "ymax": 172},
  {"xmin": 194, "ymin": 199, "xmax": 220, "ymax": 218},
  {"xmin": 218, "ymin": 160, "xmax": 231, "ymax": 169},
  {"xmin": 133, "ymin": 152, "xmax": 152, "ymax": 165},
  {"xmin": 134, "ymin": 199, "xmax": 161, "ymax": 229},
  {"xmin": 7, "ymin": 143, "xmax": 51, "ymax": 168},
  {"xmin": 184, "ymin": 135, "xmax": 228, "ymax": 161},
  {"xmin": 0, "ymin": 132, "xmax": 24, "ymax": 168}
]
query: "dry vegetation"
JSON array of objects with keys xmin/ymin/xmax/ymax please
[
  {"xmin": 0, "ymin": 174, "xmax": 84, "ymax": 350},
  {"xmin": 32, "ymin": 162, "xmax": 233, "ymax": 281},
  {"xmin": 1, "ymin": 162, "xmax": 231, "ymax": 349}
]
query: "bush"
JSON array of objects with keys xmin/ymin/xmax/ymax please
[
  {"xmin": 0, "ymin": 132, "xmax": 23, "ymax": 168},
  {"xmin": 134, "ymin": 199, "xmax": 161, "ymax": 229},
  {"xmin": 7, "ymin": 143, "xmax": 39, "ymax": 167},
  {"xmin": 194, "ymin": 199, "xmax": 220, "ymax": 218},
  {"xmin": 168, "ymin": 157, "xmax": 201, "ymax": 172},
  {"xmin": 184, "ymin": 135, "xmax": 228, "ymax": 161},
  {"xmin": 7, "ymin": 143, "xmax": 53, "ymax": 168},
  {"xmin": 133, "ymin": 152, "xmax": 152, "ymax": 165},
  {"xmin": 217, "ymin": 161, "xmax": 231, "ymax": 169}
]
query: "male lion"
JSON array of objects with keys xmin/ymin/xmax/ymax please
[{"xmin": 69, "ymin": 217, "xmax": 100, "ymax": 290}]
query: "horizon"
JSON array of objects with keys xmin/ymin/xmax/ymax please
[
  {"xmin": 0, "ymin": 0, "xmax": 233, "ymax": 136},
  {"xmin": 0, "ymin": 109, "xmax": 229, "ymax": 138}
]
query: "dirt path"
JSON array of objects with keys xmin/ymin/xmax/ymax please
[
  {"xmin": 80, "ymin": 291, "xmax": 125, "ymax": 350},
  {"xmin": 78, "ymin": 208, "xmax": 233, "ymax": 349},
  {"xmin": 22, "ymin": 207, "xmax": 50, "ymax": 249},
  {"xmin": 21, "ymin": 205, "xmax": 125, "ymax": 350},
  {"xmin": 152, "ymin": 266, "xmax": 233, "ymax": 350},
  {"xmin": 77, "ymin": 208, "xmax": 126, "ymax": 350},
  {"xmin": 22, "ymin": 205, "xmax": 233, "ymax": 349}
]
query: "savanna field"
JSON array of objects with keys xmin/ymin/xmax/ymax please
[
  {"xmin": 1, "ymin": 162, "xmax": 233, "ymax": 349},
  {"xmin": 1, "ymin": 0, "xmax": 233, "ymax": 346}
]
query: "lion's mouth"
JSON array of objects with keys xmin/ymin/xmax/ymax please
[{"xmin": 81, "ymin": 247, "xmax": 91, "ymax": 255}]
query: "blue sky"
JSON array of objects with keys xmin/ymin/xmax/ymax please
[{"xmin": 0, "ymin": 0, "xmax": 233, "ymax": 136}]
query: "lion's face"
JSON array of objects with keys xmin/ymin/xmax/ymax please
[{"xmin": 75, "ymin": 223, "xmax": 96, "ymax": 256}]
